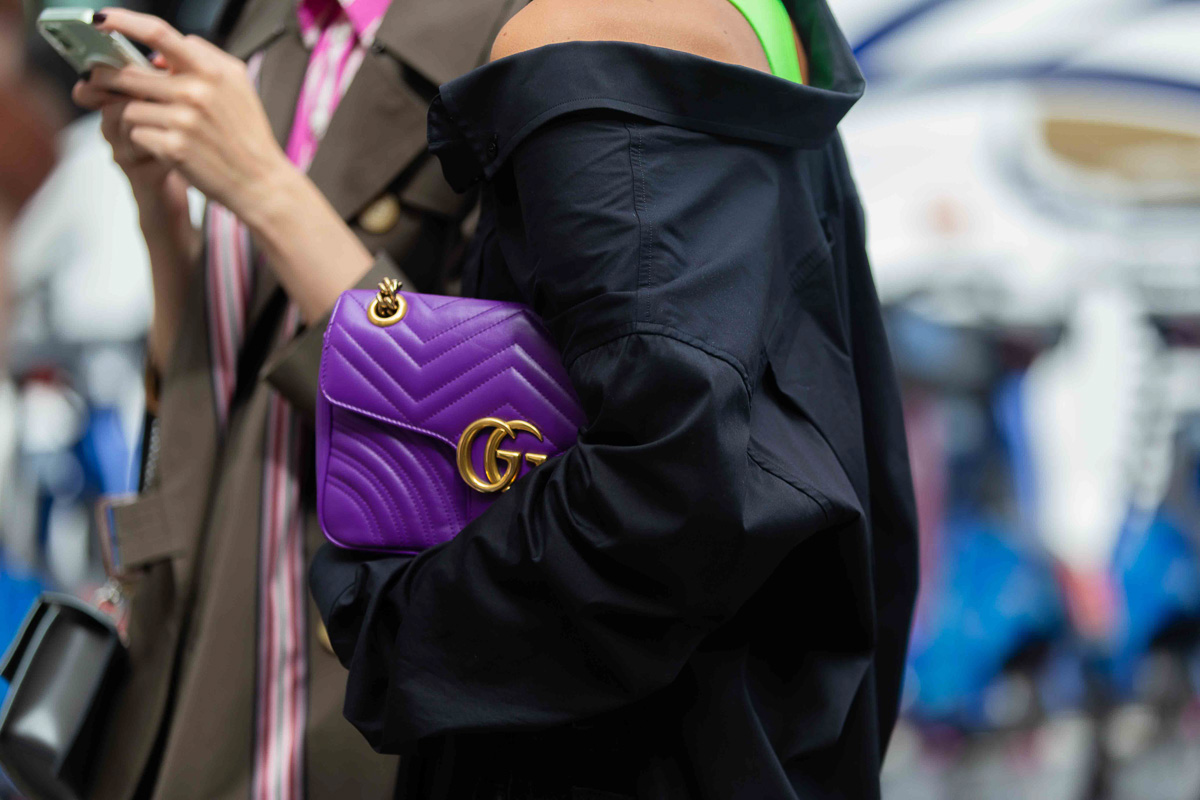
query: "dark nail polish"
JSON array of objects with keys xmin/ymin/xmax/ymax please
[{"xmin": 91, "ymin": 11, "xmax": 107, "ymax": 25}]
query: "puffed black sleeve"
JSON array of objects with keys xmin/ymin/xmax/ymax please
[{"xmin": 310, "ymin": 110, "xmax": 830, "ymax": 752}]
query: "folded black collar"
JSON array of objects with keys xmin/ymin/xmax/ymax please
[{"xmin": 427, "ymin": 0, "xmax": 865, "ymax": 193}]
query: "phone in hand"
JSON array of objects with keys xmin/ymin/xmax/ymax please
[{"xmin": 36, "ymin": 8, "xmax": 151, "ymax": 73}]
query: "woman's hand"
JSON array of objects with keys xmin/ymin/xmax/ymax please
[
  {"xmin": 75, "ymin": 8, "xmax": 374, "ymax": 324},
  {"xmin": 74, "ymin": 65, "xmax": 195, "ymax": 253},
  {"xmin": 82, "ymin": 8, "xmax": 292, "ymax": 222}
]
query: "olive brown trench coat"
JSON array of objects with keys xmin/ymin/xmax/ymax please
[{"xmin": 89, "ymin": 0, "xmax": 522, "ymax": 797}]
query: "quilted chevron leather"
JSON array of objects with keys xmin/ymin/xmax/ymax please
[{"xmin": 316, "ymin": 290, "xmax": 585, "ymax": 552}]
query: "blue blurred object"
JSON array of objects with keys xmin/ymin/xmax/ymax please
[
  {"xmin": 76, "ymin": 405, "xmax": 134, "ymax": 495},
  {"xmin": 907, "ymin": 517, "xmax": 1067, "ymax": 726},
  {"xmin": 1108, "ymin": 513, "xmax": 1200, "ymax": 695},
  {"xmin": 994, "ymin": 374, "xmax": 1039, "ymax": 543},
  {"xmin": 0, "ymin": 563, "xmax": 47, "ymax": 699},
  {"xmin": 0, "ymin": 567, "xmax": 45, "ymax": 798},
  {"xmin": 885, "ymin": 309, "xmax": 993, "ymax": 390}
]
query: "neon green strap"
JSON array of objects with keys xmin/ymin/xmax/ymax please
[{"xmin": 727, "ymin": 0, "xmax": 804, "ymax": 84}]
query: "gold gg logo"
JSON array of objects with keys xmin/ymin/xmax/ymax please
[{"xmin": 455, "ymin": 417, "xmax": 549, "ymax": 493}]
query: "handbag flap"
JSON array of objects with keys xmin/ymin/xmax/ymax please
[{"xmin": 319, "ymin": 290, "xmax": 585, "ymax": 456}]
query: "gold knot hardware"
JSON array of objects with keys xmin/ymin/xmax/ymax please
[
  {"xmin": 456, "ymin": 417, "xmax": 549, "ymax": 493},
  {"xmin": 375, "ymin": 277, "xmax": 402, "ymax": 315},
  {"xmin": 367, "ymin": 277, "xmax": 407, "ymax": 327}
]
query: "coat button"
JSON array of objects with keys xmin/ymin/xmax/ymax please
[
  {"xmin": 358, "ymin": 193, "xmax": 402, "ymax": 234},
  {"xmin": 487, "ymin": 134, "xmax": 499, "ymax": 157}
]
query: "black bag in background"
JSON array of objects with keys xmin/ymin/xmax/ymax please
[{"xmin": 0, "ymin": 593, "xmax": 127, "ymax": 800}]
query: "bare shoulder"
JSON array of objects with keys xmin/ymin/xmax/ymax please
[{"xmin": 489, "ymin": 0, "xmax": 770, "ymax": 73}]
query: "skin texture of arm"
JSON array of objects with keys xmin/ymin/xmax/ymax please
[{"xmin": 490, "ymin": 0, "xmax": 807, "ymax": 80}]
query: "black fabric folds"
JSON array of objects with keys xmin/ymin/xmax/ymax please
[{"xmin": 311, "ymin": 2, "xmax": 918, "ymax": 797}]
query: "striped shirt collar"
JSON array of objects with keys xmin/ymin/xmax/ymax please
[{"xmin": 296, "ymin": 0, "xmax": 390, "ymax": 47}]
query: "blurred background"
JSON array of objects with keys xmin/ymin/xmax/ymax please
[
  {"xmin": 835, "ymin": 1, "xmax": 1200, "ymax": 797},
  {"xmin": 2, "ymin": 0, "xmax": 1200, "ymax": 798}
]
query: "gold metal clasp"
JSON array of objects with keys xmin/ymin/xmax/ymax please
[
  {"xmin": 456, "ymin": 417, "xmax": 548, "ymax": 493},
  {"xmin": 367, "ymin": 277, "xmax": 407, "ymax": 327}
]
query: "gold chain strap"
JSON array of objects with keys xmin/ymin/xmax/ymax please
[{"xmin": 367, "ymin": 277, "xmax": 407, "ymax": 327}]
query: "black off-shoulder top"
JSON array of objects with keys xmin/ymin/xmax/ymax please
[{"xmin": 312, "ymin": 1, "xmax": 917, "ymax": 797}]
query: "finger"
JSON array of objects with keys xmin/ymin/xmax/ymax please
[
  {"xmin": 121, "ymin": 100, "xmax": 197, "ymax": 132},
  {"xmin": 101, "ymin": 103, "xmax": 143, "ymax": 155},
  {"xmin": 128, "ymin": 125, "xmax": 184, "ymax": 165},
  {"xmin": 72, "ymin": 78, "xmax": 125, "ymax": 110},
  {"xmin": 99, "ymin": 103, "xmax": 155, "ymax": 165},
  {"xmin": 93, "ymin": 8, "xmax": 202, "ymax": 72},
  {"xmin": 98, "ymin": 101, "xmax": 127, "ymax": 143},
  {"xmin": 89, "ymin": 64, "xmax": 188, "ymax": 103}
]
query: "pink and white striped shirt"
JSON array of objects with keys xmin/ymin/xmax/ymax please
[
  {"xmin": 205, "ymin": 1, "xmax": 392, "ymax": 798},
  {"xmin": 288, "ymin": 0, "xmax": 392, "ymax": 170}
]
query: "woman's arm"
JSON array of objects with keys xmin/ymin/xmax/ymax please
[
  {"xmin": 222, "ymin": 159, "xmax": 375, "ymax": 325},
  {"xmin": 82, "ymin": 9, "xmax": 373, "ymax": 325},
  {"xmin": 72, "ymin": 78, "xmax": 198, "ymax": 372}
]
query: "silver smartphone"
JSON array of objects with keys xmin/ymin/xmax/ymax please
[{"xmin": 36, "ymin": 8, "xmax": 151, "ymax": 73}]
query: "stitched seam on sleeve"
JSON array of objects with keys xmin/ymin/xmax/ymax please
[
  {"xmin": 566, "ymin": 326, "xmax": 751, "ymax": 401},
  {"xmin": 626, "ymin": 121, "xmax": 653, "ymax": 325},
  {"xmin": 746, "ymin": 447, "xmax": 832, "ymax": 523}
]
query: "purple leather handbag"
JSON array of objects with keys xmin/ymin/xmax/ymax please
[{"xmin": 316, "ymin": 278, "xmax": 585, "ymax": 553}]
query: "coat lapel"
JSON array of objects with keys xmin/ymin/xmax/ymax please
[
  {"xmin": 304, "ymin": 0, "xmax": 522, "ymax": 221},
  {"xmin": 224, "ymin": 0, "xmax": 522, "ymax": 225},
  {"xmin": 302, "ymin": 48, "xmax": 429, "ymax": 221},
  {"xmin": 221, "ymin": 0, "xmax": 293, "ymax": 62},
  {"xmin": 217, "ymin": 0, "xmax": 307, "ymax": 320},
  {"xmin": 374, "ymin": 0, "xmax": 521, "ymax": 87},
  {"xmin": 245, "ymin": 29, "xmax": 310, "ymax": 323},
  {"xmin": 257, "ymin": 32, "xmax": 309, "ymax": 150},
  {"xmin": 220, "ymin": 0, "xmax": 523, "ymax": 321}
]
